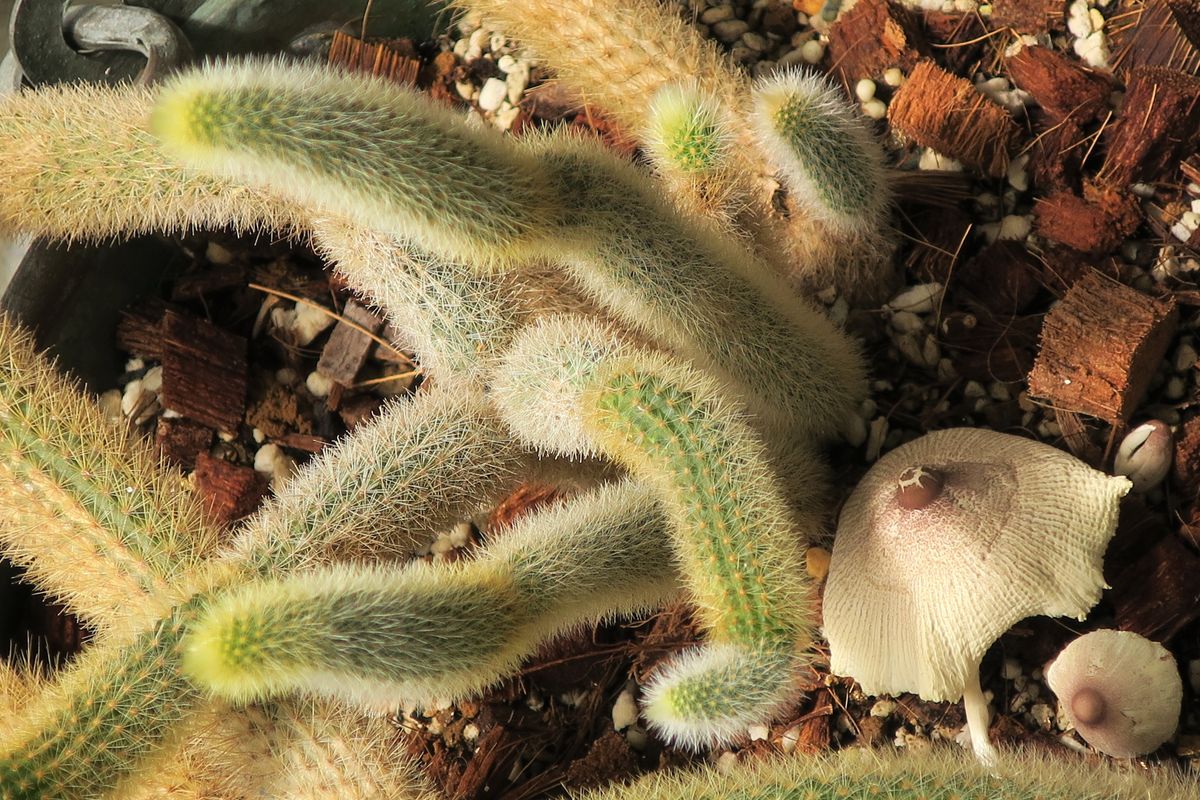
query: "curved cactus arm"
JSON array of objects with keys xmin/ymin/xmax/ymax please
[
  {"xmin": 150, "ymin": 61, "xmax": 866, "ymax": 440},
  {"xmin": 751, "ymin": 70, "xmax": 890, "ymax": 238},
  {"xmin": 184, "ymin": 479, "xmax": 677, "ymax": 708},
  {"xmin": 228, "ymin": 385, "xmax": 531, "ymax": 578},
  {"xmin": 570, "ymin": 748, "xmax": 1192, "ymax": 800},
  {"xmin": 0, "ymin": 604, "xmax": 201, "ymax": 800},
  {"xmin": 308, "ymin": 217, "xmax": 532, "ymax": 393},
  {"xmin": 449, "ymin": 0, "xmax": 898, "ymax": 303},
  {"xmin": 531, "ymin": 133, "xmax": 866, "ymax": 439},
  {"xmin": 0, "ymin": 317, "xmax": 218, "ymax": 640},
  {"xmin": 491, "ymin": 315, "xmax": 816, "ymax": 748},
  {"xmin": 151, "ymin": 60, "xmax": 559, "ymax": 269},
  {"xmin": 0, "ymin": 82, "xmax": 300, "ymax": 241},
  {"xmin": 150, "ymin": 699, "xmax": 437, "ymax": 800}
]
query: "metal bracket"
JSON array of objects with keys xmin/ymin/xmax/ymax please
[{"xmin": 10, "ymin": 1, "xmax": 192, "ymax": 87}]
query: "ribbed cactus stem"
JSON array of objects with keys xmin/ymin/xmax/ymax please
[
  {"xmin": 183, "ymin": 480, "xmax": 675, "ymax": 707},
  {"xmin": 0, "ymin": 82, "xmax": 299, "ymax": 240},
  {"xmin": 0, "ymin": 604, "xmax": 200, "ymax": 800},
  {"xmin": 151, "ymin": 60, "xmax": 558, "ymax": 269},
  {"xmin": 0, "ymin": 317, "xmax": 217, "ymax": 639},
  {"xmin": 492, "ymin": 316, "xmax": 815, "ymax": 747},
  {"xmin": 451, "ymin": 0, "xmax": 899, "ymax": 303},
  {"xmin": 227, "ymin": 385, "xmax": 530, "ymax": 578},
  {"xmin": 751, "ymin": 70, "xmax": 890, "ymax": 236},
  {"xmin": 248, "ymin": 700, "xmax": 442, "ymax": 800},
  {"xmin": 308, "ymin": 217, "xmax": 531, "ymax": 392},
  {"xmin": 571, "ymin": 748, "xmax": 1192, "ymax": 800},
  {"xmin": 151, "ymin": 61, "xmax": 866, "ymax": 439},
  {"xmin": 534, "ymin": 134, "xmax": 865, "ymax": 439}
]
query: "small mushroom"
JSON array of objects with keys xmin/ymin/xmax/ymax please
[
  {"xmin": 824, "ymin": 428, "xmax": 1131, "ymax": 764},
  {"xmin": 1112, "ymin": 420, "xmax": 1173, "ymax": 493},
  {"xmin": 1046, "ymin": 629, "xmax": 1182, "ymax": 758}
]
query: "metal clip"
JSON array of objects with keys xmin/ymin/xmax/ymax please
[{"xmin": 9, "ymin": 0, "xmax": 192, "ymax": 87}]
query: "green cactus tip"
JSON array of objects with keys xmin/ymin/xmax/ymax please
[
  {"xmin": 751, "ymin": 69, "xmax": 890, "ymax": 236},
  {"xmin": 644, "ymin": 84, "xmax": 733, "ymax": 177}
]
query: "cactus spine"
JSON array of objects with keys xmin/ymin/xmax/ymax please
[
  {"xmin": 150, "ymin": 60, "xmax": 867, "ymax": 439},
  {"xmin": 227, "ymin": 385, "xmax": 531, "ymax": 578},
  {"xmin": 492, "ymin": 316, "xmax": 814, "ymax": 747},
  {"xmin": 183, "ymin": 480, "xmax": 676, "ymax": 706}
]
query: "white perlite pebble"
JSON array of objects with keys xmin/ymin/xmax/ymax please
[
  {"xmin": 855, "ymin": 78, "xmax": 877, "ymax": 102},
  {"xmin": 478, "ymin": 78, "xmax": 508, "ymax": 112},
  {"xmin": 121, "ymin": 379, "xmax": 146, "ymax": 417},
  {"xmin": 747, "ymin": 723, "xmax": 770, "ymax": 741},
  {"xmin": 1007, "ymin": 154, "xmax": 1030, "ymax": 192},
  {"xmin": 1074, "ymin": 30, "xmax": 1110, "ymax": 68},
  {"xmin": 306, "ymin": 370, "xmax": 334, "ymax": 398},
  {"xmin": 612, "ymin": 687, "xmax": 639, "ymax": 730},
  {"xmin": 205, "ymin": 241, "xmax": 234, "ymax": 265},
  {"xmin": 141, "ymin": 365, "xmax": 163, "ymax": 394},
  {"xmin": 998, "ymin": 214, "xmax": 1032, "ymax": 241},
  {"xmin": 862, "ymin": 98, "xmax": 887, "ymax": 120},
  {"xmin": 254, "ymin": 443, "xmax": 297, "ymax": 488},
  {"xmin": 800, "ymin": 39, "xmax": 825, "ymax": 64},
  {"xmin": 870, "ymin": 699, "xmax": 897, "ymax": 718},
  {"xmin": 889, "ymin": 310, "xmax": 925, "ymax": 333},
  {"xmin": 918, "ymin": 148, "xmax": 963, "ymax": 171},
  {"xmin": 888, "ymin": 282, "xmax": 943, "ymax": 314},
  {"xmin": 98, "ymin": 388, "xmax": 123, "ymax": 421},
  {"xmin": 1029, "ymin": 703, "xmax": 1054, "ymax": 729},
  {"xmin": 883, "ymin": 67, "xmax": 905, "ymax": 86},
  {"xmin": 1001, "ymin": 658, "xmax": 1022, "ymax": 680},
  {"xmin": 505, "ymin": 62, "xmax": 530, "ymax": 104},
  {"xmin": 779, "ymin": 725, "xmax": 801, "ymax": 754}
]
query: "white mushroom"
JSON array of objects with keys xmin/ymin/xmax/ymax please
[
  {"xmin": 1113, "ymin": 420, "xmax": 1173, "ymax": 493},
  {"xmin": 824, "ymin": 428, "xmax": 1131, "ymax": 764},
  {"xmin": 1046, "ymin": 629, "xmax": 1182, "ymax": 758}
]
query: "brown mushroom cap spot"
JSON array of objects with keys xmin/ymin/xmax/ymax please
[
  {"xmin": 895, "ymin": 466, "xmax": 944, "ymax": 509},
  {"xmin": 1046, "ymin": 629, "xmax": 1182, "ymax": 758},
  {"xmin": 1070, "ymin": 686, "xmax": 1107, "ymax": 725}
]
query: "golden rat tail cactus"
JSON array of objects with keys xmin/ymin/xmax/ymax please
[
  {"xmin": 492, "ymin": 316, "xmax": 816, "ymax": 747},
  {"xmin": 450, "ymin": 0, "xmax": 898, "ymax": 303},
  {"xmin": 569, "ymin": 748, "xmax": 1195, "ymax": 800},
  {"xmin": 149, "ymin": 59, "xmax": 867, "ymax": 440},
  {"xmin": 182, "ymin": 480, "xmax": 676, "ymax": 707}
]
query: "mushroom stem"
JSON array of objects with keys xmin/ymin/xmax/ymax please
[{"xmin": 962, "ymin": 669, "xmax": 998, "ymax": 766}]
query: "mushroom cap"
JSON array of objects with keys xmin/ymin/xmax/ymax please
[
  {"xmin": 824, "ymin": 428, "xmax": 1131, "ymax": 702},
  {"xmin": 1046, "ymin": 629, "xmax": 1182, "ymax": 758}
]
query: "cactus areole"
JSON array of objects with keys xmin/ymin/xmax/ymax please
[{"xmin": 824, "ymin": 428, "xmax": 1131, "ymax": 763}]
